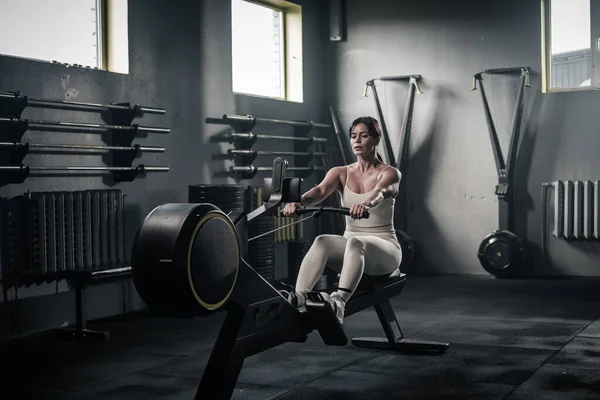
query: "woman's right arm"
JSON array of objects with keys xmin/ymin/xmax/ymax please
[
  {"xmin": 299, "ymin": 166, "xmax": 343, "ymax": 205},
  {"xmin": 283, "ymin": 166, "xmax": 343, "ymax": 215}
]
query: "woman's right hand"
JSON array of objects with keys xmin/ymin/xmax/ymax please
[{"xmin": 282, "ymin": 202, "xmax": 301, "ymax": 217}]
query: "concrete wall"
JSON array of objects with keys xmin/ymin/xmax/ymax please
[
  {"xmin": 329, "ymin": 0, "xmax": 600, "ymax": 276},
  {"xmin": 0, "ymin": 0, "xmax": 330, "ymax": 338}
]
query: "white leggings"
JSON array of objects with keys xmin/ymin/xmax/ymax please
[{"xmin": 295, "ymin": 233, "xmax": 402, "ymax": 302}]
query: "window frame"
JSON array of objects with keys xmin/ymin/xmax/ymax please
[
  {"xmin": 541, "ymin": 0, "xmax": 598, "ymax": 93},
  {"xmin": 97, "ymin": 0, "xmax": 107, "ymax": 70}
]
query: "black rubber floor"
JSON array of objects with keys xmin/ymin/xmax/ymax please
[{"xmin": 2, "ymin": 274, "xmax": 600, "ymax": 399}]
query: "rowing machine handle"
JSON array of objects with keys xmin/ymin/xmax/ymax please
[{"xmin": 279, "ymin": 206, "xmax": 370, "ymax": 219}]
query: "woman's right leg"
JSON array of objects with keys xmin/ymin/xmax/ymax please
[{"xmin": 292, "ymin": 234, "xmax": 347, "ymax": 306}]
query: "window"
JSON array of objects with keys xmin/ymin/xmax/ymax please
[
  {"xmin": 542, "ymin": 0, "xmax": 596, "ymax": 92},
  {"xmin": 231, "ymin": 0, "xmax": 303, "ymax": 102},
  {"xmin": 0, "ymin": 0, "xmax": 129, "ymax": 74}
]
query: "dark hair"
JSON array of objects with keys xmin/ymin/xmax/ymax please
[{"xmin": 349, "ymin": 116, "xmax": 385, "ymax": 163}]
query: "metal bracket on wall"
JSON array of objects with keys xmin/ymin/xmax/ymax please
[{"xmin": 329, "ymin": 0, "xmax": 346, "ymax": 42}]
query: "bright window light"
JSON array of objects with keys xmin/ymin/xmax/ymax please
[
  {"xmin": 0, "ymin": 0, "xmax": 102, "ymax": 68},
  {"xmin": 547, "ymin": 0, "xmax": 591, "ymax": 90},
  {"xmin": 232, "ymin": 0, "xmax": 286, "ymax": 99}
]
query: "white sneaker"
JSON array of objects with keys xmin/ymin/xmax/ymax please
[
  {"xmin": 321, "ymin": 292, "xmax": 345, "ymax": 326},
  {"xmin": 285, "ymin": 290, "xmax": 307, "ymax": 313}
]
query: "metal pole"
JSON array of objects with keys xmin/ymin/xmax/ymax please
[
  {"xmin": 227, "ymin": 149, "xmax": 326, "ymax": 157},
  {"xmin": 0, "ymin": 92, "xmax": 166, "ymax": 115},
  {"xmin": 503, "ymin": 69, "xmax": 529, "ymax": 232},
  {"xmin": 363, "ymin": 80, "xmax": 395, "ymax": 166},
  {"xmin": 397, "ymin": 77, "xmax": 418, "ymax": 171},
  {"xmin": 505, "ymin": 69, "xmax": 529, "ymax": 175},
  {"xmin": 0, "ymin": 142, "xmax": 165, "ymax": 153},
  {"xmin": 329, "ymin": 106, "xmax": 350, "ymax": 165},
  {"xmin": 472, "ymin": 76, "xmax": 506, "ymax": 173},
  {"xmin": 223, "ymin": 132, "xmax": 327, "ymax": 143},
  {"xmin": 483, "ymin": 67, "xmax": 528, "ymax": 75},
  {"xmin": 0, "ymin": 165, "xmax": 170, "ymax": 172},
  {"xmin": 379, "ymin": 74, "xmax": 423, "ymax": 82},
  {"xmin": 395, "ymin": 78, "xmax": 419, "ymax": 232},
  {"xmin": 229, "ymin": 166, "xmax": 325, "ymax": 173},
  {"xmin": 208, "ymin": 114, "xmax": 332, "ymax": 129},
  {"xmin": 0, "ymin": 117, "xmax": 170, "ymax": 134}
]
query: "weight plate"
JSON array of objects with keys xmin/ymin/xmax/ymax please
[{"xmin": 477, "ymin": 230, "xmax": 526, "ymax": 278}]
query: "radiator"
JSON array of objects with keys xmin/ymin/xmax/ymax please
[
  {"xmin": 27, "ymin": 190, "xmax": 127, "ymax": 277},
  {"xmin": 551, "ymin": 180, "xmax": 600, "ymax": 239}
]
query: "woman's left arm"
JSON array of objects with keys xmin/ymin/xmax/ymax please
[{"xmin": 362, "ymin": 167, "xmax": 402, "ymax": 209}]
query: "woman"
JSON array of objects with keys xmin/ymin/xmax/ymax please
[{"xmin": 282, "ymin": 116, "xmax": 403, "ymax": 326}]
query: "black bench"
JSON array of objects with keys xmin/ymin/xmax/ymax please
[
  {"xmin": 55, "ymin": 266, "xmax": 132, "ymax": 342},
  {"xmin": 344, "ymin": 268, "xmax": 449, "ymax": 353}
]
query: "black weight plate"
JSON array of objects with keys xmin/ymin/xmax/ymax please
[
  {"xmin": 249, "ymin": 256, "xmax": 275, "ymax": 264},
  {"xmin": 192, "ymin": 196, "xmax": 243, "ymax": 202},
  {"xmin": 477, "ymin": 230, "xmax": 526, "ymax": 279},
  {"xmin": 254, "ymin": 268, "xmax": 275, "ymax": 274}
]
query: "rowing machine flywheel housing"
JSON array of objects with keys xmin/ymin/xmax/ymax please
[
  {"xmin": 477, "ymin": 230, "xmax": 525, "ymax": 278},
  {"xmin": 132, "ymin": 203, "xmax": 240, "ymax": 318}
]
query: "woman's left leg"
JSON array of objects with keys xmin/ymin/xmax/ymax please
[{"xmin": 327, "ymin": 236, "xmax": 402, "ymax": 324}]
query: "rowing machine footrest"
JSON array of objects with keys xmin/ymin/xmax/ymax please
[{"xmin": 305, "ymin": 291, "xmax": 348, "ymax": 346}]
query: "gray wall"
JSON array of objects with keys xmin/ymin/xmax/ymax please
[
  {"xmin": 0, "ymin": 0, "xmax": 330, "ymax": 338},
  {"xmin": 329, "ymin": 0, "xmax": 600, "ymax": 276}
]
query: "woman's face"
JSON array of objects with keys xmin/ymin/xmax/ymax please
[{"xmin": 350, "ymin": 123, "xmax": 379, "ymax": 157}]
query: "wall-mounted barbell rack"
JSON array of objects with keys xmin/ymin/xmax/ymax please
[
  {"xmin": 0, "ymin": 91, "xmax": 170, "ymax": 186},
  {"xmin": 206, "ymin": 113, "xmax": 332, "ymax": 180}
]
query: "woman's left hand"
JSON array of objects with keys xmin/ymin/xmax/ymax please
[{"xmin": 349, "ymin": 202, "xmax": 371, "ymax": 219}]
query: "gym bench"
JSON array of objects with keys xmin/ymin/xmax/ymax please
[
  {"xmin": 55, "ymin": 266, "xmax": 132, "ymax": 342},
  {"xmin": 344, "ymin": 268, "xmax": 449, "ymax": 352}
]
